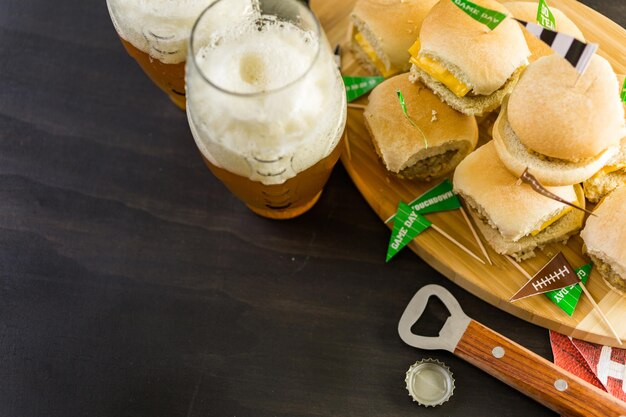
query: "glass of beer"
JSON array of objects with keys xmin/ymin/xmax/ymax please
[
  {"xmin": 186, "ymin": 0, "xmax": 347, "ymax": 219},
  {"xmin": 106, "ymin": 0, "xmax": 250, "ymax": 109}
]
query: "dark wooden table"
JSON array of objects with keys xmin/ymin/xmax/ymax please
[{"xmin": 0, "ymin": 1, "xmax": 623, "ymax": 416}]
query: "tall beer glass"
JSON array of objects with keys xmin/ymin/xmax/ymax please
[
  {"xmin": 106, "ymin": 0, "xmax": 249, "ymax": 109},
  {"xmin": 186, "ymin": 0, "xmax": 347, "ymax": 219}
]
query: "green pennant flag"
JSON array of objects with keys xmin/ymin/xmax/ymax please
[
  {"xmin": 621, "ymin": 78, "xmax": 626, "ymax": 103},
  {"xmin": 386, "ymin": 179, "xmax": 462, "ymax": 223},
  {"xmin": 544, "ymin": 263, "xmax": 592, "ymax": 316},
  {"xmin": 343, "ymin": 76, "xmax": 384, "ymax": 102},
  {"xmin": 536, "ymin": 0, "xmax": 556, "ymax": 30},
  {"xmin": 386, "ymin": 202, "xmax": 432, "ymax": 262},
  {"xmin": 450, "ymin": 0, "xmax": 508, "ymax": 30}
]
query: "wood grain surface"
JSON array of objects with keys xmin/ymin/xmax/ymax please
[
  {"xmin": 0, "ymin": 1, "xmax": 624, "ymax": 416},
  {"xmin": 321, "ymin": 0, "xmax": 626, "ymax": 347}
]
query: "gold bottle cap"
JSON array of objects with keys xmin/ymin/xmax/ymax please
[{"xmin": 405, "ymin": 358, "xmax": 455, "ymax": 407}]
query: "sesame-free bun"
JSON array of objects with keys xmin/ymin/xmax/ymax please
[
  {"xmin": 364, "ymin": 74, "xmax": 478, "ymax": 180},
  {"xmin": 351, "ymin": 0, "xmax": 437, "ymax": 75},
  {"xmin": 508, "ymin": 54, "xmax": 624, "ymax": 160},
  {"xmin": 493, "ymin": 96, "xmax": 619, "ymax": 186},
  {"xmin": 503, "ymin": 1, "xmax": 585, "ymax": 62},
  {"xmin": 418, "ymin": 0, "xmax": 530, "ymax": 96},
  {"xmin": 581, "ymin": 187, "xmax": 626, "ymax": 292},
  {"xmin": 453, "ymin": 142, "xmax": 585, "ymax": 260}
]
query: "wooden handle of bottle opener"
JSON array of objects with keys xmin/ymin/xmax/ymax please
[{"xmin": 454, "ymin": 320, "xmax": 626, "ymax": 417}]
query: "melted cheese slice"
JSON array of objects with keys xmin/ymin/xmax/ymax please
[
  {"xmin": 353, "ymin": 31, "xmax": 399, "ymax": 78},
  {"xmin": 408, "ymin": 39, "xmax": 471, "ymax": 97},
  {"xmin": 529, "ymin": 189, "xmax": 584, "ymax": 237},
  {"xmin": 598, "ymin": 162, "xmax": 626, "ymax": 176},
  {"xmin": 529, "ymin": 206, "xmax": 573, "ymax": 236}
]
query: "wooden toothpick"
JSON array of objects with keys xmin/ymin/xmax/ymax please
[
  {"xmin": 505, "ymin": 255, "xmax": 532, "ymax": 278},
  {"xmin": 578, "ymin": 282, "xmax": 622, "ymax": 345},
  {"xmin": 505, "ymin": 256, "xmax": 622, "ymax": 345},
  {"xmin": 460, "ymin": 206, "xmax": 492, "ymax": 265},
  {"xmin": 347, "ymin": 103, "xmax": 367, "ymax": 110},
  {"xmin": 430, "ymin": 223, "xmax": 485, "ymax": 265}
]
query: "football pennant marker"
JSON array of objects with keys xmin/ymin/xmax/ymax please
[
  {"xmin": 385, "ymin": 179, "xmax": 461, "ymax": 223},
  {"xmin": 507, "ymin": 255, "xmax": 622, "ymax": 345},
  {"xmin": 510, "ymin": 252, "xmax": 580, "ymax": 302},
  {"xmin": 384, "ymin": 180, "xmax": 488, "ymax": 265},
  {"xmin": 514, "ymin": 19, "xmax": 598, "ymax": 74},
  {"xmin": 386, "ymin": 202, "xmax": 432, "ymax": 262},
  {"xmin": 536, "ymin": 0, "xmax": 556, "ymax": 30},
  {"xmin": 520, "ymin": 168, "xmax": 595, "ymax": 216},
  {"xmin": 451, "ymin": 0, "xmax": 508, "ymax": 30},
  {"xmin": 544, "ymin": 263, "xmax": 591, "ymax": 316},
  {"xmin": 343, "ymin": 76, "xmax": 384, "ymax": 102}
]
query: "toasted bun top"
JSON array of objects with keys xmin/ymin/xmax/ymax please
[
  {"xmin": 352, "ymin": 0, "xmax": 438, "ymax": 70},
  {"xmin": 418, "ymin": 0, "xmax": 530, "ymax": 95},
  {"xmin": 503, "ymin": 2, "xmax": 585, "ymax": 62},
  {"xmin": 508, "ymin": 54, "xmax": 625, "ymax": 160},
  {"xmin": 581, "ymin": 187, "xmax": 626, "ymax": 278},
  {"xmin": 364, "ymin": 74, "xmax": 478, "ymax": 172},
  {"xmin": 453, "ymin": 142, "xmax": 578, "ymax": 241}
]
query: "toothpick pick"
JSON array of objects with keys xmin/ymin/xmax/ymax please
[
  {"xmin": 505, "ymin": 255, "xmax": 532, "ymax": 279},
  {"xmin": 343, "ymin": 129, "xmax": 352, "ymax": 161},
  {"xmin": 505, "ymin": 256, "xmax": 622, "ymax": 345},
  {"xmin": 347, "ymin": 103, "xmax": 366, "ymax": 110},
  {"xmin": 578, "ymin": 282, "xmax": 622, "ymax": 345},
  {"xmin": 430, "ymin": 223, "xmax": 485, "ymax": 265},
  {"xmin": 574, "ymin": 72, "xmax": 583, "ymax": 88},
  {"xmin": 460, "ymin": 206, "xmax": 492, "ymax": 265}
]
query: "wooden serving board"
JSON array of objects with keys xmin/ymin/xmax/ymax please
[{"xmin": 311, "ymin": 0, "xmax": 626, "ymax": 347}]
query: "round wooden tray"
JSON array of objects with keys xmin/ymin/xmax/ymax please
[{"xmin": 312, "ymin": 0, "xmax": 626, "ymax": 347}]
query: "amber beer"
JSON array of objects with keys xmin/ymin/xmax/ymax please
[
  {"xmin": 202, "ymin": 141, "xmax": 343, "ymax": 219},
  {"xmin": 119, "ymin": 38, "xmax": 187, "ymax": 109},
  {"xmin": 106, "ymin": 0, "xmax": 251, "ymax": 109},
  {"xmin": 186, "ymin": 0, "xmax": 347, "ymax": 219}
]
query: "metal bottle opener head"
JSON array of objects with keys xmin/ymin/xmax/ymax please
[{"xmin": 398, "ymin": 285, "xmax": 472, "ymax": 352}]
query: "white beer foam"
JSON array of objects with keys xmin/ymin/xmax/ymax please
[
  {"xmin": 107, "ymin": 0, "xmax": 252, "ymax": 64},
  {"xmin": 187, "ymin": 15, "xmax": 346, "ymax": 185}
]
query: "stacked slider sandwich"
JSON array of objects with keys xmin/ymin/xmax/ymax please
[
  {"xmin": 453, "ymin": 142, "xmax": 585, "ymax": 261},
  {"xmin": 408, "ymin": 0, "xmax": 530, "ymax": 116},
  {"xmin": 493, "ymin": 54, "xmax": 625, "ymax": 186},
  {"xmin": 350, "ymin": 0, "xmax": 438, "ymax": 78}
]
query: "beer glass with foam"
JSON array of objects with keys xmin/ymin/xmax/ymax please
[
  {"xmin": 106, "ymin": 0, "xmax": 249, "ymax": 109},
  {"xmin": 186, "ymin": 0, "xmax": 347, "ymax": 219}
]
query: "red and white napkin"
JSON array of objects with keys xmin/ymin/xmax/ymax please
[{"xmin": 550, "ymin": 331, "xmax": 626, "ymax": 401}]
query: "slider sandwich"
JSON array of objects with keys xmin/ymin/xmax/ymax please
[
  {"xmin": 350, "ymin": 0, "xmax": 438, "ymax": 77},
  {"xmin": 581, "ymin": 187, "xmax": 626, "ymax": 293},
  {"xmin": 364, "ymin": 74, "xmax": 478, "ymax": 180},
  {"xmin": 453, "ymin": 142, "xmax": 585, "ymax": 261},
  {"xmin": 504, "ymin": 1, "xmax": 585, "ymax": 62},
  {"xmin": 493, "ymin": 54, "xmax": 626, "ymax": 186},
  {"xmin": 408, "ymin": 0, "xmax": 530, "ymax": 116}
]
